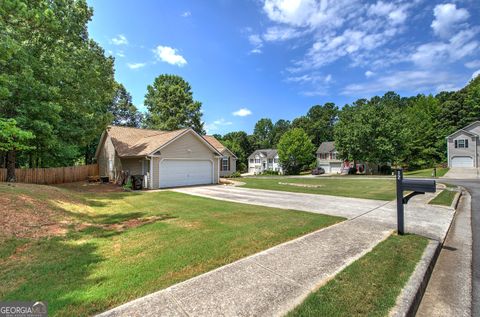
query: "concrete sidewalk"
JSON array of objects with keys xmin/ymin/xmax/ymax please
[{"xmin": 97, "ymin": 218, "xmax": 392, "ymax": 317}]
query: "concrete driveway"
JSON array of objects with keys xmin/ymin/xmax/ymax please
[
  {"xmin": 173, "ymin": 185, "xmax": 455, "ymax": 241},
  {"xmin": 443, "ymin": 168, "xmax": 480, "ymax": 179}
]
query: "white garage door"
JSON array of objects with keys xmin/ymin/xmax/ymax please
[
  {"xmin": 159, "ymin": 160, "xmax": 213, "ymax": 188},
  {"xmin": 451, "ymin": 156, "xmax": 474, "ymax": 168},
  {"xmin": 318, "ymin": 164, "xmax": 330, "ymax": 173},
  {"xmin": 330, "ymin": 163, "xmax": 342, "ymax": 174}
]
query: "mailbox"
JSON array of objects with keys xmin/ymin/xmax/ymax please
[{"xmin": 395, "ymin": 169, "xmax": 436, "ymax": 235}]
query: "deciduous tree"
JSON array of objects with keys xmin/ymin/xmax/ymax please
[{"xmin": 277, "ymin": 128, "xmax": 315, "ymax": 175}]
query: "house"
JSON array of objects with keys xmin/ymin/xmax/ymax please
[
  {"xmin": 95, "ymin": 126, "xmax": 236, "ymax": 189},
  {"xmin": 316, "ymin": 141, "xmax": 343, "ymax": 174},
  {"xmin": 316, "ymin": 141, "xmax": 383, "ymax": 174},
  {"xmin": 203, "ymin": 135, "xmax": 237, "ymax": 177},
  {"xmin": 446, "ymin": 121, "xmax": 480, "ymax": 168},
  {"xmin": 248, "ymin": 149, "xmax": 282, "ymax": 174}
]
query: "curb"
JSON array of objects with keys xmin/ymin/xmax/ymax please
[{"xmin": 390, "ymin": 189, "xmax": 464, "ymax": 317}]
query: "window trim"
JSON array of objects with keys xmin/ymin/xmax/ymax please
[{"xmin": 221, "ymin": 157, "xmax": 229, "ymax": 171}]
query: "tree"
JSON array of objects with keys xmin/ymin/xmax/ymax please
[
  {"xmin": 277, "ymin": 128, "xmax": 315, "ymax": 175},
  {"xmin": 271, "ymin": 119, "xmax": 291, "ymax": 146},
  {"xmin": 144, "ymin": 74, "xmax": 205, "ymax": 134},
  {"xmin": 0, "ymin": 0, "xmax": 115, "ymax": 170},
  {"xmin": 221, "ymin": 131, "xmax": 253, "ymax": 172},
  {"xmin": 109, "ymin": 83, "xmax": 143, "ymax": 127},
  {"xmin": 0, "ymin": 119, "xmax": 34, "ymax": 181},
  {"xmin": 292, "ymin": 103, "xmax": 338, "ymax": 147},
  {"xmin": 252, "ymin": 118, "xmax": 274, "ymax": 149}
]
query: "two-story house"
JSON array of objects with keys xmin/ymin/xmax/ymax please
[
  {"xmin": 316, "ymin": 142, "xmax": 344, "ymax": 174},
  {"xmin": 446, "ymin": 121, "xmax": 480, "ymax": 168},
  {"xmin": 248, "ymin": 149, "xmax": 282, "ymax": 174}
]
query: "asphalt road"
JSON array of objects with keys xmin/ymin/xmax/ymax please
[{"xmin": 442, "ymin": 179, "xmax": 480, "ymax": 316}]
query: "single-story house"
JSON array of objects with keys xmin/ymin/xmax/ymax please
[
  {"xmin": 446, "ymin": 121, "xmax": 480, "ymax": 168},
  {"xmin": 95, "ymin": 126, "xmax": 236, "ymax": 189},
  {"xmin": 248, "ymin": 149, "xmax": 282, "ymax": 174},
  {"xmin": 316, "ymin": 141, "xmax": 383, "ymax": 174}
]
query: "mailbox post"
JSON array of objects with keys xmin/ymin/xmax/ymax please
[{"xmin": 395, "ymin": 168, "xmax": 436, "ymax": 235}]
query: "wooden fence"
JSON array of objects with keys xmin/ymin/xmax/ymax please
[{"xmin": 0, "ymin": 164, "xmax": 99, "ymax": 185}]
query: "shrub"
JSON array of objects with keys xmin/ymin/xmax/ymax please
[{"xmin": 261, "ymin": 170, "xmax": 279, "ymax": 176}]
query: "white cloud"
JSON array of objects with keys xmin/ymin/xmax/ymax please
[
  {"xmin": 248, "ymin": 34, "xmax": 263, "ymax": 54},
  {"xmin": 365, "ymin": 70, "xmax": 375, "ymax": 78},
  {"xmin": 431, "ymin": 3, "xmax": 470, "ymax": 39},
  {"xmin": 250, "ymin": 48, "xmax": 262, "ymax": 54},
  {"xmin": 205, "ymin": 118, "xmax": 233, "ymax": 133},
  {"xmin": 472, "ymin": 70, "xmax": 480, "ymax": 80},
  {"xmin": 181, "ymin": 11, "xmax": 191, "ymax": 17},
  {"xmin": 153, "ymin": 45, "xmax": 187, "ymax": 66},
  {"xmin": 110, "ymin": 34, "xmax": 128, "ymax": 45},
  {"xmin": 232, "ymin": 108, "xmax": 252, "ymax": 117},
  {"xmin": 342, "ymin": 70, "xmax": 461, "ymax": 95},
  {"xmin": 466, "ymin": 60, "xmax": 480, "ymax": 69},
  {"xmin": 116, "ymin": 51, "xmax": 125, "ymax": 58},
  {"xmin": 263, "ymin": 26, "xmax": 303, "ymax": 41},
  {"xmin": 127, "ymin": 63, "xmax": 146, "ymax": 69}
]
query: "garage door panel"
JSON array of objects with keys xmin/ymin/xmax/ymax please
[
  {"xmin": 451, "ymin": 156, "xmax": 473, "ymax": 168},
  {"xmin": 160, "ymin": 160, "xmax": 213, "ymax": 188}
]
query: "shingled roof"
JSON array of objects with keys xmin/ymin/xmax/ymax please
[
  {"xmin": 248, "ymin": 149, "xmax": 278, "ymax": 159},
  {"xmin": 316, "ymin": 141, "xmax": 336, "ymax": 154}
]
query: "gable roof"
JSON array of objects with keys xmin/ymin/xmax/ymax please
[
  {"xmin": 316, "ymin": 141, "xmax": 336, "ymax": 154},
  {"xmin": 99, "ymin": 126, "xmax": 222, "ymax": 158},
  {"xmin": 203, "ymin": 135, "xmax": 237, "ymax": 158},
  {"xmin": 248, "ymin": 149, "xmax": 278, "ymax": 159},
  {"xmin": 446, "ymin": 121, "xmax": 480, "ymax": 139}
]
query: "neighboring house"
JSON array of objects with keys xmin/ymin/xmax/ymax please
[
  {"xmin": 446, "ymin": 121, "xmax": 480, "ymax": 168},
  {"xmin": 248, "ymin": 149, "xmax": 282, "ymax": 174},
  {"xmin": 95, "ymin": 126, "xmax": 235, "ymax": 189},
  {"xmin": 316, "ymin": 141, "xmax": 382, "ymax": 174},
  {"xmin": 203, "ymin": 135, "xmax": 237, "ymax": 177},
  {"xmin": 316, "ymin": 141, "xmax": 343, "ymax": 174}
]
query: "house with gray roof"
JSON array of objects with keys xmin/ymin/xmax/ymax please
[
  {"xmin": 248, "ymin": 149, "xmax": 282, "ymax": 174},
  {"xmin": 446, "ymin": 121, "xmax": 480, "ymax": 168},
  {"xmin": 316, "ymin": 141, "xmax": 344, "ymax": 174}
]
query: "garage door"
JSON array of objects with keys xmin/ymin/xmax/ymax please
[
  {"xmin": 330, "ymin": 163, "xmax": 342, "ymax": 174},
  {"xmin": 318, "ymin": 164, "xmax": 330, "ymax": 173},
  {"xmin": 159, "ymin": 160, "xmax": 213, "ymax": 188},
  {"xmin": 451, "ymin": 156, "xmax": 474, "ymax": 168}
]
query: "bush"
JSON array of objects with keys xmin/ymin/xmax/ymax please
[
  {"xmin": 224, "ymin": 171, "xmax": 241, "ymax": 178},
  {"xmin": 261, "ymin": 170, "xmax": 279, "ymax": 176},
  {"xmin": 379, "ymin": 165, "xmax": 392, "ymax": 175},
  {"xmin": 122, "ymin": 179, "xmax": 132, "ymax": 190},
  {"xmin": 348, "ymin": 167, "xmax": 357, "ymax": 175}
]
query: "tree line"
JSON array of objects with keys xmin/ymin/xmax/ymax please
[{"xmin": 1, "ymin": 0, "xmax": 479, "ymax": 179}]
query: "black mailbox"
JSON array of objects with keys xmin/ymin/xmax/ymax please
[{"xmin": 396, "ymin": 169, "xmax": 436, "ymax": 235}]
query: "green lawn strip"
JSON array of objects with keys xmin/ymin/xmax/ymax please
[
  {"xmin": 0, "ymin": 187, "xmax": 342, "ymax": 317},
  {"xmin": 288, "ymin": 234, "xmax": 428, "ymax": 317},
  {"xmin": 404, "ymin": 168, "xmax": 449, "ymax": 178},
  {"xmin": 429, "ymin": 189, "xmax": 457, "ymax": 206},
  {"xmin": 240, "ymin": 177, "xmax": 395, "ymax": 201}
]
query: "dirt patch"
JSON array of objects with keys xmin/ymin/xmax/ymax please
[
  {"xmin": 77, "ymin": 215, "xmax": 174, "ymax": 232},
  {"xmin": 56, "ymin": 181, "xmax": 124, "ymax": 193},
  {"xmin": 278, "ymin": 182, "xmax": 324, "ymax": 188}
]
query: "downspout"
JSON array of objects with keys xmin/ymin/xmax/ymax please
[{"xmin": 148, "ymin": 155, "xmax": 154, "ymax": 189}]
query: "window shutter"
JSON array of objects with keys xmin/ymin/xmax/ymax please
[
  {"xmin": 228, "ymin": 156, "xmax": 230, "ymax": 171},
  {"xmin": 454, "ymin": 140, "xmax": 458, "ymax": 148},
  {"xmin": 465, "ymin": 139, "xmax": 469, "ymax": 148}
]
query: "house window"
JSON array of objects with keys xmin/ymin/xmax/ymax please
[
  {"xmin": 455, "ymin": 139, "xmax": 469, "ymax": 148},
  {"xmin": 249, "ymin": 158, "xmax": 254, "ymax": 164},
  {"xmin": 255, "ymin": 158, "xmax": 260, "ymax": 163},
  {"xmin": 331, "ymin": 152, "xmax": 337, "ymax": 160},
  {"xmin": 268, "ymin": 159, "xmax": 273, "ymax": 164},
  {"xmin": 221, "ymin": 157, "xmax": 229, "ymax": 171},
  {"xmin": 274, "ymin": 158, "xmax": 278, "ymax": 163}
]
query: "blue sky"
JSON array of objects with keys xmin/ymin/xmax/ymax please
[{"xmin": 87, "ymin": 0, "xmax": 480, "ymax": 135}]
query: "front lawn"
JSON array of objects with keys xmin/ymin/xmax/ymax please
[
  {"xmin": 288, "ymin": 234, "xmax": 428, "ymax": 317},
  {"xmin": 240, "ymin": 177, "xmax": 396, "ymax": 200},
  {"xmin": 0, "ymin": 183, "xmax": 342, "ymax": 317},
  {"xmin": 404, "ymin": 167, "xmax": 449, "ymax": 178}
]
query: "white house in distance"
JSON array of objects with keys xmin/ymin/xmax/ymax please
[
  {"xmin": 248, "ymin": 149, "xmax": 282, "ymax": 174},
  {"xmin": 446, "ymin": 121, "xmax": 480, "ymax": 168}
]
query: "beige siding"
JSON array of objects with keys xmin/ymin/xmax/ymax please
[
  {"xmin": 149, "ymin": 131, "xmax": 220, "ymax": 188},
  {"xmin": 448, "ymin": 132, "xmax": 477, "ymax": 166},
  {"xmin": 219, "ymin": 150, "xmax": 237, "ymax": 177},
  {"xmin": 120, "ymin": 158, "xmax": 145, "ymax": 176},
  {"xmin": 97, "ymin": 135, "xmax": 119, "ymax": 179}
]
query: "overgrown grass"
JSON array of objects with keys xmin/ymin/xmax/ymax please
[
  {"xmin": 240, "ymin": 177, "xmax": 395, "ymax": 201},
  {"xmin": 0, "ymin": 183, "xmax": 342, "ymax": 317},
  {"xmin": 429, "ymin": 189, "xmax": 457, "ymax": 206},
  {"xmin": 404, "ymin": 167, "xmax": 449, "ymax": 178},
  {"xmin": 288, "ymin": 234, "xmax": 428, "ymax": 317}
]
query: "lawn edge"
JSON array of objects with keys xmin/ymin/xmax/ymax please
[{"xmin": 388, "ymin": 239, "xmax": 441, "ymax": 317}]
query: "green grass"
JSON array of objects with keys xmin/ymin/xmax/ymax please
[
  {"xmin": 404, "ymin": 167, "xmax": 449, "ymax": 178},
  {"xmin": 240, "ymin": 177, "xmax": 396, "ymax": 200},
  {"xmin": 429, "ymin": 189, "xmax": 457, "ymax": 206},
  {"xmin": 288, "ymin": 234, "xmax": 428, "ymax": 317},
  {"xmin": 0, "ymin": 183, "xmax": 342, "ymax": 317}
]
